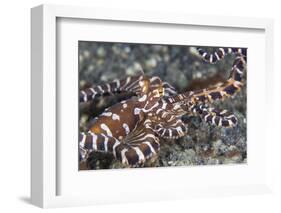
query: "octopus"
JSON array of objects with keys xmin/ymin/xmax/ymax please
[{"xmin": 79, "ymin": 47, "xmax": 247, "ymax": 168}]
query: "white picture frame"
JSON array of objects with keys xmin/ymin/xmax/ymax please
[{"xmin": 31, "ymin": 4, "xmax": 274, "ymax": 208}]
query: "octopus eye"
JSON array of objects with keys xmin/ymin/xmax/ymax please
[
  {"xmin": 152, "ymin": 87, "xmax": 164, "ymax": 97},
  {"xmin": 158, "ymin": 87, "xmax": 164, "ymax": 96}
]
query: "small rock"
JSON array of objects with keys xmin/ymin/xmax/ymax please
[
  {"xmin": 145, "ymin": 57, "xmax": 157, "ymax": 68},
  {"xmin": 189, "ymin": 47, "xmax": 198, "ymax": 56},
  {"xmin": 124, "ymin": 46, "xmax": 131, "ymax": 53},
  {"xmin": 97, "ymin": 47, "xmax": 106, "ymax": 57},
  {"xmin": 83, "ymin": 50, "xmax": 90, "ymax": 58}
]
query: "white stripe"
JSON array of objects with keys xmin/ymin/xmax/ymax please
[
  {"xmin": 164, "ymin": 88, "xmax": 176, "ymax": 95},
  {"xmin": 106, "ymin": 84, "xmax": 111, "ymax": 92},
  {"xmin": 235, "ymin": 68, "xmax": 243, "ymax": 74},
  {"xmin": 219, "ymin": 48, "xmax": 225, "ymax": 55},
  {"xmin": 162, "ymin": 100, "xmax": 167, "ymax": 109},
  {"xmin": 113, "ymin": 141, "xmax": 121, "ymax": 158},
  {"xmin": 149, "ymin": 76, "xmax": 159, "ymax": 82},
  {"xmin": 89, "ymin": 88, "xmax": 97, "ymax": 99},
  {"xmin": 212, "ymin": 116, "xmax": 216, "ymax": 124},
  {"xmin": 176, "ymin": 126, "xmax": 183, "ymax": 135},
  {"xmin": 170, "ymin": 120, "xmax": 182, "ymax": 127},
  {"xmin": 210, "ymin": 54, "xmax": 213, "ymax": 63},
  {"xmin": 128, "ymin": 132, "xmax": 147, "ymax": 142},
  {"xmin": 130, "ymin": 84, "xmax": 141, "ymax": 91},
  {"xmin": 220, "ymin": 110, "xmax": 228, "ymax": 115},
  {"xmin": 143, "ymin": 142, "xmax": 156, "ymax": 154},
  {"xmin": 129, "ymin": 133, "xmax": 157, "ymax": 144},
  {"xmin": 113, "ymin": 79, "xmax": 120, "ymax": 90},
  {"xmin": 228, "ymin": 119, "xmax": 234, "ymax": 126},
  {"xmin": 90, "ymin": 132, "xmax": 97, "ymax": 150},
  {"xmin": 162, "ymin": 111, "xmax": 168, "ymax": 118},
  {"xmin": 126, "ymin": 77, "xmax": 131, "ymax": 84},
  {"xmin": 157, "ymin": 128, "xmax": 164, "ymax": 136},
  {"xmin": 121, "ymin": 77, "xmax": 131, "ymax": 89},
  {"xmin": 89, "ymin": 88, "xmax": 95, "ymax": 93},
  {"xmin": 220, "ymin": 91, "xmax": 227, "ymax": 97},
  {"xmin": 98, "ymin": 86, "xmax": 104, "ymax": 93},
  {"xmin": 101, "ymin": 123, "xmax": 113, "ymax": 137},
  {"xmin": 126, "ymin": 78, "xmax": 140, "ymax": 90},
  {"xmin": 112, "ymin": 113, "xmax": 120, "ymax": 120},
  {"xmin": 233, "ymin": 81, "xmax": 243, "ymax": 87},
  {"xmin": 167, "ymin": 115, "xmax": 174, "ymax": 122},
  {"xmin": 143, "ymin": 119, "xmax": 152, "ymax": 125},
  {"xmin": 143, "ymin": 133, "xmax": 157, "ymax": 140},
  {"xmin": 81, "ymin": 91, "xmax": 87, "ymax": 102},
  {"xmin": 101, "ymin": 112, "xmax": 112, "ymax": 117},
  {"xmin": 173, "ymin": 104, "xmax": 181, "ymax": 110},
  {"xmin": 134, "ymin": 108, "xmax": 141, "ymax": 115},
  {"xmin": 218, "ymin": 118, "xmax": 222, "ymax": 127},
  {"xmin": 226, "ymin": 115, "xmax": 236, "ymax": 119},
  {"xmin": 122, "ymin": 123, "xmax": 130, "ymax": 135},
  {"xmin": 138, "ymin": 94, "xmax": 147, "ymax": 102},
  {"xmin": 133, "ymin": 147, "xmax": 145, "ymax": 163},
  {"xmin": 79, "ymin": 133, "xmax": 86, "ymax": 147},
  {"xmin": 143, "ymin": 102, "xmax": 159, "ymax": 112},
  {"xmin": 214, "ymin": 52, "xmax": 220, "ymax": 61},
  {"xmin": 156, "ymin": 108, "xmax": 163, "ymax": 114},
  {"xmin": 163, "ymin": 82, "xmax": 175, "ymax": 90},
  {"xmin": 121, "ymin": 149, "xmax": 128, "ymax": 164},
  {"xmin": 103, "ymin": 136, "xmax": 108, "ymax": 152}
]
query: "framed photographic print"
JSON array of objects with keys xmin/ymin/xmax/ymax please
[
  {"xmin": 77, "ymin": 41, "xmax": 247, "ymax": 170},
  {"xmin": 31, "ymin": 4, "xmax": 274, "ymax": 208}
]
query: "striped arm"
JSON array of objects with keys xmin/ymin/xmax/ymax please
[
  {"xmin": 80, "ymin": 74, "xmax": 177, "ymax": 103},
  {"xmin": 164, "ymin": 53, "xmax": 246, "ymax": 105},
  {"xmin": 189, "ymin": 55, "xmax": 246, "ymax": 104},
  {"xmin": 79, "ymin": 75, "xmax": 145, "ymax": 103},
  {"xmin": 162, "ymin": 81, "xmax": 177, "ymax": 97},
  {"xmin": 191, "ymin": 104, "xmax": 238, "ymax": 127},
  {"xmin": 79, "ymin": 132, "xmax": 120, "ymax": 162},
  {"xmin": 197, "ymin": 47, "xmax": 247, "ymax": 64},
  {"xmin": 146, "ymin": 76, "xmax": 177, "ymax": 97},
  {"xmin": 154, "ymin": 119, "xmax": 187, "ymax": 139},
  {"xmin": 79, "ymin": 125, "xmax": 160, "ymax": 167},
  {"xmin": 122, "ymin": 119, "xmax": 160, "ymax": 166}
]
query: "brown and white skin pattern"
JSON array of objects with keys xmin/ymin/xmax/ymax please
[
  {"xmin": 79, "ymin": 47, "xmax": 247, "ymax": 168},
  {"xmin": 79, "ymin": 78, "xmax": 164, "ymax": 167}
]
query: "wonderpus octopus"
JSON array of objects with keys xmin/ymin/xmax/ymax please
[{"xmin": 79, "ymin": 47, "xmax": 247, "ymax": 168}]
